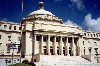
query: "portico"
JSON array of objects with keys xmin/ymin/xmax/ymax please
[{"xmin": 33, "ymin": 32, "xmax": 79, "ymax": 56}]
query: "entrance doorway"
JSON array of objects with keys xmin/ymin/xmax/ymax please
[
  {"xmin": 69, "ymin": 50, "xmax": 71, "ymax": 56},
  {"xmin": 50, "ymin": 49, "xmax": 53, "ymax": 55},
  {"xmin": 57, "ymin": 50, "xmax": 59, "ymax": 55},
  {"xmin": 44, "ymin": 49, "xmax": 47, "ymax": 55},
  {"xmin": 63, "ymin": 50, "xmax": 65, "ymax": 56}
]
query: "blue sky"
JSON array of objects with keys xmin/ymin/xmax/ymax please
[{"xmin": 0, "ymin": 0, "xmax": 100, "ymax": 32}]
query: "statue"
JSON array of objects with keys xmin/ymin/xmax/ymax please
[{"xmin": 39, "ymin": 2, "xmax": 44, "ymax": 9}]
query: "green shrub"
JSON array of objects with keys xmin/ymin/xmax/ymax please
[
  {"xmin": 8, "ymin": 63, "xmax": 31, "ymax": 66},
  {"xmin": 22, "ymin": 60, "xmax": 29, "ymax": 64}
]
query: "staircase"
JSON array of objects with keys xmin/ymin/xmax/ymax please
[{"xmin": 35, "ymin": 55, "xmax": 100, "ymax": 66}]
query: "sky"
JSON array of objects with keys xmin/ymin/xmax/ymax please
[{"xmin": 0, "ymin": 0, "xmax": 100, "ymax": 32}]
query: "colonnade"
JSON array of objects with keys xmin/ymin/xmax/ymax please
[{"xmin": 33, "ymin": 34, "xmax": 79, "ymax": 56}]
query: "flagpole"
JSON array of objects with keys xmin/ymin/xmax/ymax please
[
  {"xmin": 22, "ymin": 0, "xmax": 23, "ymax": 18},
  {"xmin": 20, "ymin": 0, "xmax": 24, "ymax": 63}
]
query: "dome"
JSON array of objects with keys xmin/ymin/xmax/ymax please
[
  {"xmin": 24, "ymin": 2, "xmax": 63, "ymax": 24},
  {"xmin": 29, "ymin": 9, "xmax": 53, "ymax": 16},
  {"xmin": 29, "ymin": 2, "xmax": 54, "ymax": 16}
]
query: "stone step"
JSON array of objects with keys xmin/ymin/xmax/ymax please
[{"xmin": 35, "ymin": 55, "xmax": 100, "ymax": 66}]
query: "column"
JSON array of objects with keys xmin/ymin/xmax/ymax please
[
  {"xmin": 72, "ymin": 37, "xmax": 76, "ymax": 56},
  {"xmin": 60, "ymin": 36, "xmax": 63, "ymax": 55},
  {"xmin": 39, "ymin": 35, "xmax": 44, "ymax": 54},
  {"xmin": 91, "ymin": 48, "xmax": 95, "ymax": 62},
  {"xmin": 66, "ymin": 37, "xmax": 70, "ymax": 56},
  {"xmin": 78, "ymin": 37, "xmax": 82, "ymax": 56},
  {"xmin": 53, "ymin": 36, "xmax": 57, "ymax": 55},
  {"xmin": 64, "ymin": 37, "xmax": 67, "ymax": 56},
  {"xmin": 33, "ymin": 34, "xmax": 36, "ymax": 54},
  {"xmin": 76, "ymin": 38, "xmax": 79, "ymax": 56},
  {"xmin": 47, "ymin": 35, "xmax": 51, "ymax": 55}
]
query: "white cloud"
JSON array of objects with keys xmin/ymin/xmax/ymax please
[
  {"xmin": 65, "ymin": 19, "xmax": 81, "ymax": 28},
  {"xmin": 84, "ymin": 14, "xmax": 100, "ymax": 32},
  {"xmin": 1, "ymin": 18, "xmax": 8, "ymax": 22},
  {"xmin": 70, "ymin": 0, "xmax": 85, "ymax": 10}
]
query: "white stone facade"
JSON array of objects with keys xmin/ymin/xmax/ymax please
[
  {"xmin": 21, "ymin": 2, "xmax": 100, "ymax": 65},
  {"xmin": 0, "ymin": 2, "xmax": 100, "ymax": 66},
  {"xmin": 0, "ymin": 21, "xmax": 21, "ymax": 65}
]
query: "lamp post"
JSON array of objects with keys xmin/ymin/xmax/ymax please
[
  {"xmin": 5, "ymin": 58, "xmax": 8, "ymax": 66},
  {"xmin": 9, "ymin": 42, "xmax": 17, "ymax": 66},
  {"xmin": 12, "ymin": 47, "xmax": 14, "ymax": 66}
]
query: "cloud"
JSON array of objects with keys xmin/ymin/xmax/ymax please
[
  {"xmin": 65, "ymin": 19, "xmax": 81, "ymax": 28},
  {"xmin": 0, "ymin": 18, "xmax": 8, "ymax": 22},
  {"xmin": 84, "ymin": 14, "xmax": 100, "ymax": 32},
  {"xmin": 0, "ymin": 18, "xmax": 13, "ymax": 23},
  {"xmin": 70, "ymin": 0, "xmax": 85, "ymax": 10}
]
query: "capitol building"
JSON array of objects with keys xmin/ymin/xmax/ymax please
[{"xmin": 0, "ymin": 2, "xmax": 100, "ymax": 66}]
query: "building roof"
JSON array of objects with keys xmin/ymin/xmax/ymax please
[
  {"xmin": 22, "ymin": 2, "xmax": 63, "ymax": 24},
  {"xmin": 29, "ymin": 2, "xmax": 54, "ymax": 16},
  {"xmin": 29, "ymin": 9, "xmax": 54, "ymax": 16}
]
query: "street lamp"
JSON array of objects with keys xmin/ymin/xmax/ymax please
[
  {"xmin": 5, "ymin": 58, "xmax": 8, "ymax": 66},
  {"xmin": 9, "ymin": 42, "xmax": 17, "ymax": 66}
]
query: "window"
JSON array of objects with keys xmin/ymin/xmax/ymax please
[
  {"xmin": 93, "ymin": 34, "xmax": 95, "ymax": 37},
  {"xmin": 4, "ymin": 25, "xmax": 7, "ymax": 29},
  {"xmin": 36, "ymin": 35, "xmax": 41, "ymax": 41},
  {"xmin": 94, "ymin": 42, "xmax": 97, "ymax": 46},
  {"xmin": 19, "ymin": 27, "xmax": 21, "ymax": 30},
  {"xmin": 7, "ymin": 45, "xmax": 10, "ymax": 53},
  {"xmin": 84, "ymin": 47, "xmax": 85, "ymax": 55},
  {"xmin": 8, "ymin": 36, "xmax": 11, "ymax": 41},
  {"xmin": 0, "ymin": 35, "xmax": 1, "ymax": 39},
  {"xmin": 94, "ymin": 48, "xmax": 98, "ymax": 55},
  {"xmin": 96, "ymin": 34, "xmax": 98, "ymax": 37},
  {"xmin": 14, "ymin": 26, "xmax": 16, "ymax": 30},
  {"xmin": 9, "ymin": 26, "xmax": 12, "ymax": 30},
  {"xmin": 83, "ymin": 41, "xmax": 84, "ymax": 45},
  {"xmin": 88, "ymin": 34, "xmax": 89, "ymax": 37},
  {"xmin": 84, "ymin": 33, "xmax": 86, "ymax": 36},
  {"xmin": 89, "ymin": 49, "xmax": 91, "ymax": 55},
  {"xmin": 43, "ymin": 36, "xmax": 47, "ymax": 42},
  {"xmin": 91, "ymin": 34, "xmax": 92, "ymax": 37}
]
